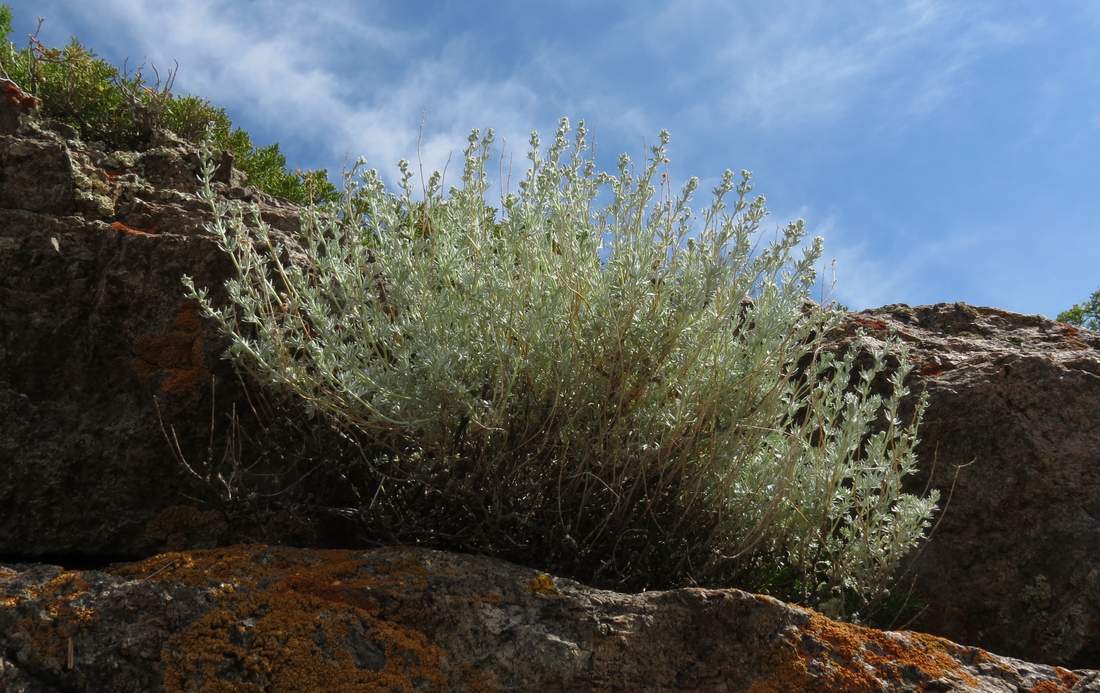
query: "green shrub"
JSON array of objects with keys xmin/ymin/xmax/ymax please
[
  {"xmin": 185, "ymin": 118, "xmax": 937, "ymax": 617},
  {"xmin": 0, "ymin": 6, "xmax": 336, "ymax": 204},
  {"xmin": 1058, "ymin": 288, "xmax": 1100, "ymax": 331}
]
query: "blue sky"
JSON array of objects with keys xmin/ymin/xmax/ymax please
[{"xmin": 9, "ymin": 1, "xmax": 1099, "ymax": 316}]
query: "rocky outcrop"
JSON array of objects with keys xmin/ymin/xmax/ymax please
[
  {"xmin": 1, "ymin": 544, "xmax": 1096, "ymax": 692},
  {"xmin": 0, "ymin": 87, "xmax": 312, "ymax": 560},
  {"xmin": 3, "ymin": 81, "xmax": 1100, "ymax": 675},
  {"xmin": 835, "ymin": 305, "xmax": 1100, "ymax": 668}
]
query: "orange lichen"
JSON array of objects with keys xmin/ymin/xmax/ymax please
[
  {"xmin": 1043, "ymin": 667, "xmax": 1083, "ymax": 691},
  {"xmin": 110, "ymin": 220, "xmax": 158, "ymax": 237},
  {"xmin": 852, "ymin": 316, "xmax": 890, "ymax": 332},
  {"xmin": 132, "ymin": 300, "xmax": 210, "ymax": 396},
  {"xmin": 747, "ymin": 638, "xmax": 811, "ymax": 693},
  {"xmin": 528, "ymin": 573, "xmax": 556, "ymax": 595},
  {"xmin": 919, "ymin": 362, "xmax": 945, "ymax": 377},
  {"xmin": 109, "ymin": 546, "xmax": 449, "ymax": 692},
  {"xmin": 750, "ymin": 611, "xmax": 987, "ymax": 692},
  {"xmin": 2, "ymin": 79, "xmax": 40, "ymax": 109},
  {"xmin": 3, "ymin": 570, "xmax": 98, "ymax": 671}
]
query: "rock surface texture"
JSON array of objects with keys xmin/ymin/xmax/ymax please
[
  {"xmin": 1, "ymin": 544, "xmax": 1097, "ymax": 693},
  {"xmin": 0, "ymin": 87, "xmax": 311, "ymax": 560},
  {"xmin": 833, "ymin": 306, "xmax": 1100, "ymax": 668}
]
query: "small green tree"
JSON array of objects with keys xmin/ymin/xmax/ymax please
[
  {"xmin": 0, "ymin": 6, "xmax": 336, "ymax": 204},
  {"xmin": 1058, "ymin": 288, "xmax": 1100, "ymax": 331},
  {"xmin": 186, "ymin": 118, "xmax": 937, "ymax": 617}
]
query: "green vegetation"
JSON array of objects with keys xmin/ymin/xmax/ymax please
[
  {"xmin": 0, "ymin": 6, "xmax": 335, "ymax": 203},
  {"xmin": 187, "ymin": 118, "xmax": 938, "ymax": 618},
  {"xmin": 1058, "ymin": 288, "xmax": 1100, "ymax": 331}
]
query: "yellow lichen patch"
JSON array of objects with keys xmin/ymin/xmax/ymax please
[
  {"xmin": 109, "ymin": 546, "xmax": 448, "ymax": 692},
  {"xmin": 528, "ymin": 573, "xmax": 556, "ymax": 595},
  {"xmin": 750, "ymin": 611, "xmax": 983, "ymax": 692},
  {"xmin": 132, "ymin": 300, "xmax": 210, "ymax": 396}
]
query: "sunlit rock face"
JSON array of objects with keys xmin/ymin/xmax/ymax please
[{"xmin": 831, "ymin": 303, "xmax": 1100, "ymax": 667}]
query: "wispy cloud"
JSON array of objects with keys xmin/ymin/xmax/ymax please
[
  {"xmin": 29, "ymin": 0, "xmax": 1036, "ymax": 179},
  {"xmin": 48, "ymin": 0, "xmax": 542, "ymax": 182},
  {"xmin": 611, "ymin": 0, "xmax": 1032, "ymax": 129}
]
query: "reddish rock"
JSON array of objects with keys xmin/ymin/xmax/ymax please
[
  {"xmin": 0, "ymin": 79, "xmax": 40, "ymax": 135},
  {"xmin": 834, "ymin": 304, "xmax": 1100, "ymax": 668}
]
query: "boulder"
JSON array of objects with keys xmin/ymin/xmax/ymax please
[
  {"xmin": 0, "ymin": 115, "xmax": 309, "ymax": 560},
  {"xmin": 1, "ymin": 544, "xmax": 1096, "ymax": 692},
  {"xmin": 835, "ymin": 304, "xmax": 1100, "ymax": 667}
]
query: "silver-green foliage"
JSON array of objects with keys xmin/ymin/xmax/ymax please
[{"xmin": 185, "ymin": 118, "xmax": 937, "ymax": 615}]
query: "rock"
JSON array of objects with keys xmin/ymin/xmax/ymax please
[
  {"xmin": 0, "ymin": 136, "xmax": 74, "ymax": 214},
  {"xmin": 0, "ymin": 115, "xmax": 312, "ymax": 561},
  {"xmin": 834, "ymin": 304, "xmax": 1100, "ymax": 668},
  {"xmin": 0, "ymin": 79, "xmax": 40, "ymax": 135},
  {"xmin": 1, "ymin": 544, "xmax": 1095, "ymax": 692}
]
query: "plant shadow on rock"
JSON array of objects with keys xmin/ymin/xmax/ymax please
[{"xmin": 168, "ymin": 374, "xmax": 729, "ymax": 593}]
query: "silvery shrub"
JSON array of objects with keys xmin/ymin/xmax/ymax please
[{"xmin": 185, "ymin": 118, "xmax": 938, "ymax": 618}]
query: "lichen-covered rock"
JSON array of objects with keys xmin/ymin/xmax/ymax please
[
  {"xmin": 0, "ymin": 115, "xmax": 308, "ymax": 560},
  {"xmin": 1, "ymin": 545, "xmax": 1095, "ymax": 692},
  {"xmin": 834, "ymin": 304, "xmax": 1100, "ymax": 668}
]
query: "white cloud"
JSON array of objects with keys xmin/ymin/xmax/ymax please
[
  {"xmin": 36, "ymin": 0, "xmax": 1037, "ymax": 183},
  {"xmin": 55, "ymin": 0, "xmax": 542, "ymax": 185}
]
